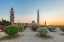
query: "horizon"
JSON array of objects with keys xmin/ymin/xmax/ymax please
[{"xmin": 0, "ymin": 0, "xmax": 64, "ymax": 25}]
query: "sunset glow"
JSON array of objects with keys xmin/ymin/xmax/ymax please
[{"xmin": 0, "ymin": 0, "xmax": 64, "ymax": 25}]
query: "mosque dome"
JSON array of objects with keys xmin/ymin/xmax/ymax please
[{"xmin": 32, "ymin": 20, "xmax": 35, "ymax": 23}]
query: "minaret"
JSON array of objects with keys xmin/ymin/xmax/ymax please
[
  {"xmin": 10, "ymin": 8, "xmax": 15, "ymax": 26},
  {"xmin": 45, "ymin": 21, "xmax": 46, "ymax": 26},
  {"xmin": 37, "ymin": 9, "xmax": 39, "ymax": 24},
  {"xmin": 2, "ymin": 18, "xmax": 3, "ymax": 21}
]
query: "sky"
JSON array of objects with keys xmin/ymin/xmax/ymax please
[{"xmin": 0, "ymin": 0, "xmax": 64, "ymax": 25}]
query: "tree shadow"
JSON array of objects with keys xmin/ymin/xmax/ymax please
[
  {"xmin": 35, "ymin": 34, "xmax": 54, "ymax": 40},
  {"xmin": 50, "ymin": 31, "xmax": 57, "ymax": 32},
  {"xmin": 0, "ymin": 34, "xmax": 24, "ymax": 41},
  {"xmin": 59, "ymin": 34, "xmax": 64, "ymax": 36}
]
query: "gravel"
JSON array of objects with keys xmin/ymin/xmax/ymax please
[{"xmin": 0, "ymin": 27, "xmax": 64, "ymax": 42}]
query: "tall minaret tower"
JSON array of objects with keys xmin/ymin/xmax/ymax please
[
  {"xmin": 10, "ymin": 8, "xmax": 14, "ymax": 26},
  {"xmin": 45, "ymin": 21, "xmax": 46, "ymax": 26},
  {"xmin": 37, "ymin": 9, "xmax": 39, "ymax": 24}
]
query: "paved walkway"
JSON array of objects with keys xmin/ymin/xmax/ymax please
[
  {"xmin": 24, "ymin": 27, "xmax": 33, "ymax": 32},
  {"xmin": 0, "ymin": 27, "xmax": 64, "ymax": 42}
]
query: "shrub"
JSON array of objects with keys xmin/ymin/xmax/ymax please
[
  {"xmin": 47, "ymin": 26, "xmax": 57, "ymax": 31},
  {"xmin": 38, "ymin": 26, "xmax": 41, "ymax": 28},
  {"xmin": 37, "ymin": 27, "xmax": 49, "ymax": 37},
  {"xmin": 31, "ymin": 26, "xmax": 38, "ymax": 31},
  {"xmin": 4, "ymin": 26, "xmax": 20, "ymax": 36},
  {"xmin": 24, "ymin": 26, "xmax": 27, "ymax": 29},
  {"xmin": 59, "ymin": 26, "xmax": 64, "ymax": 32},
  {"xmin": 29, "ymin": 26, "xmax": 32, "ymax": 28},
  {"xmin": 19, "ymin": 25, "xmax": 24, "ymax": 31}
]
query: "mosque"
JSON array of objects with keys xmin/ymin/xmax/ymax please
[{"xmin": 10, "ymin": 8, "xmax": 41, "ymax": 26}]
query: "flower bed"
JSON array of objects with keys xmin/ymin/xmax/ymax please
[{"xmin": 0, "ymin": 26, "xmax": 5, "ymax": 31}]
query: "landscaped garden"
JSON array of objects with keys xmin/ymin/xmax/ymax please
[{"xmin": 0, "ymin": 23, "xmax": 64, "ymax": 42}]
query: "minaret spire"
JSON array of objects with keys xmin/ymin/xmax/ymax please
[
  {"xmin": 37, "ymin": 9, "xmax": 39, "ymax": 24},
  {"xmin": 11, "ymin": 8, "xmax": 13, "ymax": 10}
]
